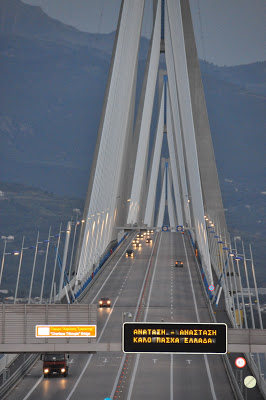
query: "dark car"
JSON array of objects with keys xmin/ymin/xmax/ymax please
[
  {"xmin": 175, "ymin": 260, "xmax": 183, "ymax": 267},
  {"xmin": 99, "ymin": 297, "xmax": 111, "ymax": 307},
  {"xmin": 126, "ymin": 249, "xmax": 134, "ymax": 258},
  {"xmin": 146, "ymin": 238, "xmax": 152, "ymax": 243},
  {"xmin": 135, "ymin": 242, "xmax": 142, "ymax": 247}
]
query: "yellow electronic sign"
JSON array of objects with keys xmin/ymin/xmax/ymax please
[
  {"xmin": 35, "ymin": 325, "xmax": 96, "ymax": 338},
  {"xmin": 123, "ymin": 323, "xmax": 227, "ymax": 354}
]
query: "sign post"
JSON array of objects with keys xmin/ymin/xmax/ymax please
[{"xmin": 235, "ymin": 357, "xmax": 246, "ymax": 393}]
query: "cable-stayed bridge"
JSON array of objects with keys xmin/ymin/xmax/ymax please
[{"xmin": 0, "ymin": 1, "xmax": 265, "ymax": 399}]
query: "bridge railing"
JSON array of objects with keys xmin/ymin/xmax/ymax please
[{"xmin": 188, "ymin": 222, "xmax": 266, "ymax": 397}]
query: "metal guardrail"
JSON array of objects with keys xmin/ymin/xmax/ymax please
[
  {"xmin": 0, "ymin": 234, "xmax": 132, "ymax": 398},
  {"xmin": 187, "ymin": 231, "xmax": 247, "ymax": 400},
  {"xmin": 0, "ymin": 354, "xmax": 39, "ymax": 400},
  {"xmin": 0, "ymin": 354, "xmax": 19, "ymax": 378},
  {"xmin": 76, "ymin": 231, "xmax": 134, "ymax": 303},
  {"xmin": 188, "ymin": 230, "xmax": 266, "ymax": 398},
  {"xmin": 245, "ymin": 353, "xmax": 266, "ymax": 400}
]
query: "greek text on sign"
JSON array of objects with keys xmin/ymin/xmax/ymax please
[
  {"xmin": 36, "ymin": 325, "xmax": 97, "ymax": 338},
  {"xmin": 123, "ymin": 322, "xmax": 227, "ymax": 354}
]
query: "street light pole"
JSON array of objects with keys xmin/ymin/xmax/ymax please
[
  {"xmin": 14, "ymin": 236, "xmax": 25, "ymax": 303},
  {"xmin": 49, "ymin": 224, "xmax": 62, "ymax": 304},
  {"xmin": 40, "ymin": 227, "xmax": 51, "ymax": 303},
  {"xmin": 28, "ymin": 231, "xmax": 39, "ymax": 304},
  {"xmin": 0, "ymin": 240, "xmax": 7, "ymax": 287},
  {"xmin": 59, "ymin": 221, "xmax": 71, "ymax": 302}
]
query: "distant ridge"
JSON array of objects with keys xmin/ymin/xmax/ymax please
[{"xmin": 0, "ymin": 0, "xmax": 265, "ymax": 286}]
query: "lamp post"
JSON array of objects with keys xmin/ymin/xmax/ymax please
[
  {"xmin": 40, "ymin": 227, "xmax": 51, "ymax": 304},
  {"xmin": 49, "ymin": 224, "xmax": 62, "ymax": 304},
  {"xmin": 59, "ymin": 221, "xmax": 72, "ymax": 302},
  {"xmin": 0, "ymin": 236, "xmax": 16, "ymax": 287},
  {"xmin": 68, "ymin": 209, "xmax": 81, "ymax": 279},
  {"xmin": 0, "ymin": 240, "xmax": 8, "ymax": 288},
  {"xmin": 14, "ymin": 236, "xmax": 25, "ymax": 303},
  {"xmin": 28, "ymin": 231, "xmax": 39, "ymax": 304}
]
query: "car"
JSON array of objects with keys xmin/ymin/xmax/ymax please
[
  {"xmin": 135, "ymin": 242, "xmax": 142, "ymax": 247},
  {"xmin": 137, "ymin": 233, "xmax": 144, "ymax": 238},
  {"xmin": 132, "ymin": 239, "xmax": 139, "ymax": 245},
  {"xmin": 146, "ymin": 238, "xmax": 152, "ymax": 243},
  {"xmin": 175, "ymin": 260, "xmax": 183, "ymax": 267},
  {"xmin": 99, "ymin": 297, "xmax": 111, "ymax": 307},
  {"xmin": 126, "ymin": 249, "xmax": 134, "ymax": 258}
]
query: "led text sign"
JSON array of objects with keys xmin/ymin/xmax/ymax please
[{"xmin": 123, "ymin": 323, "xmax": 227, "ymax": 354}]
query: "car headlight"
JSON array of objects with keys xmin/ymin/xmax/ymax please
[
  {"xmin": 99, "ymin": 301, "xmax": 102, "ymax": 304},
  {"xmin": 44, "ymin": 368, "xmax": 49, "ymax": 374},
  {"xmin": 107, "ymin": 300, "xmax": 111, "ymax": 304},
  {"xmin": 61, "ymin": 368, "xmax": 66, "ymax": 373}
]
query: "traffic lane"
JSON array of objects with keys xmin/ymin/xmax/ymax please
[
  {"xmin": 129, "ymin": 354, "xmax": 171, "ymax": 400},
  {"xmin": 5, "ymin": 240, "xmax": 138, "ymax": 400},
  {"xmin": 148, "ymin": 232, "xmax": 204, "ymax": 320},
  {"xmin": 5, "ymin": 234, "xmax": 153, "ymax": 400},
  {"xmin": 5, "ymin": 354, "xmax": 91, "ymax": 400},
  {"xmin": 129, "ymin": 353, "xmax": 217, "ymax": 400},
  {"xmin": 64, "ymin": 237, "xmax": 157, "ymax": 399},
  {"xmin": 129, "ymin": 232, "xmax": 234, "ymax": 400},
  {"xmin": 82, "ymin": 238, "xmax": 136, "ymax": 305},
  {"xmin": 173, "ymin": 354, "xmax": 216, "ymax": 400},
  {"xmin": 82, "ymin": 242, "xmax": 143, "ymax": 335},
  {"xmin": 82, "ymin": 236, "xmax": 149, "ymax": 308},
  {"xmin": 127, "ymin": 310, "xmax": 220, "ymax": 400},
  {"xmin": 126, "ymin": 233, "xmax": 178, "ymax": 400},
  {"xmin": 181, "ymin": 233, "xmax": 235, "ymax": 399}
]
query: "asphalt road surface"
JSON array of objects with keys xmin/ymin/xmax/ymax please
[{"xmin": 6, "ymin": 231, "xmax": 236, "ymax": 400}]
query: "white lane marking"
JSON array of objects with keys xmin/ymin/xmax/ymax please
[
  {"xmin": 22, "ymin": 376, "xmax": 43, "ymax": 400},
  {"xmin": 90, "ymin": 246, "xmax": 131, "ymax": 304},
  {"xmin": 66, "ymin": 296, "xmax": 119, "ymax": 400},
  {"xmin": 21, "ymin": 243, "xmax": 131, "ymax": 399},
  {"xmin": 152, "ymin": 359, "xmax": 158, "ymax": 364},
  {"xmin": 127, "ymin": 233, "xmax": 162, "ymax": 400},
  {"xmin": 182, "ymin": 235, "xmax": 217, "ymax": 400},
  {"xmin": 170, "ymin": 354, "xmax": 173, "ymax": 400},
  {"xmin": 186, "ymin": 360, "xmax": 192, "ymax": 365},
  {"xmin": 110, "ymin": 232, "xmax": 160, "ymax": 400}
]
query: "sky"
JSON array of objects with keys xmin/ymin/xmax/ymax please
[{"xmin": 21, "ymin": 0, "xmax": 265, "ymax": 66}]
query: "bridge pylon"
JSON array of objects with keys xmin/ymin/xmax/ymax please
[{"xmin": 75, "ymin": 0, "xmax": 229, "ymax": 287}]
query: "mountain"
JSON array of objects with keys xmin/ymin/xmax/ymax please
[
  {"xmin": 0, "ymin": 0, "xmax": 265, "ymax": 283},
  {"xmin": 200, "ymin": 61, "xmax": 265, "ymax": 186}
]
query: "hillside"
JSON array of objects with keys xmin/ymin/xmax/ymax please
[
  {"xmin": 0, "ymin": 181, "xmax": 83, "ymax": 297},
  {"xmin": 0, "ymin": 0, "xmax": 265, "ymax": 286}
]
